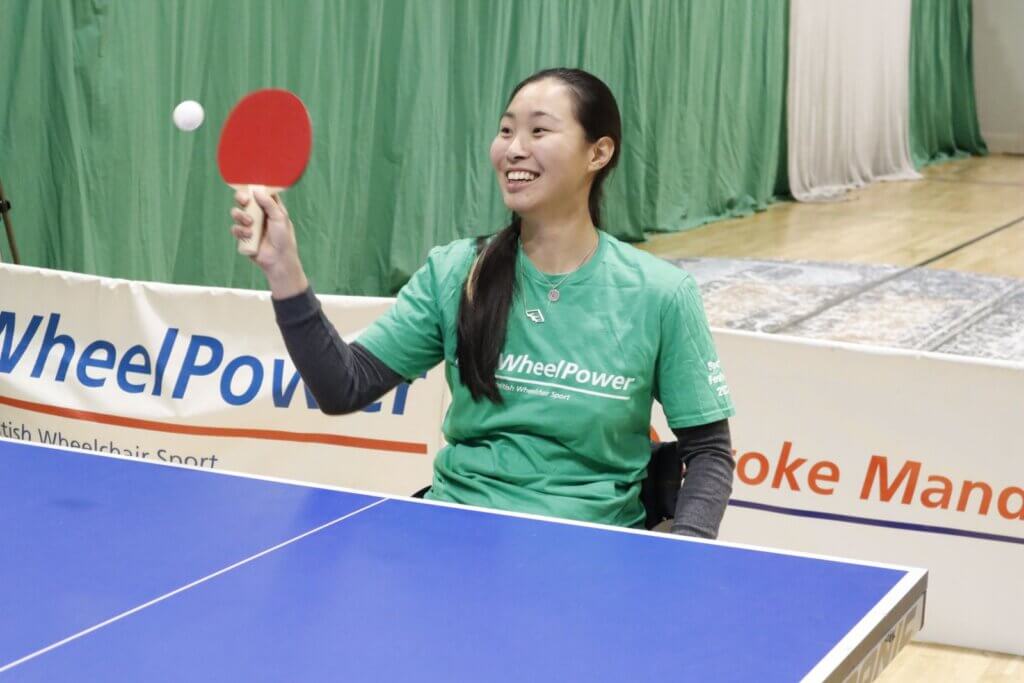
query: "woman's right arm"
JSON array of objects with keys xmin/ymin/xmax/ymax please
[
  {"xmin": 231, "ymin": 190, "xmax": 405, "ymax": 414},
  {"xmin": 272, "ymin": 288, "xmax": 405, "ymax": 414}
]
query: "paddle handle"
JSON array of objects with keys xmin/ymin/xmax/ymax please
[
  {"xmin": 234, "ymin": 184, "xmax": 285, "ymax": 256},
  {"xmin": 236, "ymin": 184, "xmax": 265, "ymax": 256}
]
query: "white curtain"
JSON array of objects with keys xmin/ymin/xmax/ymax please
[{"xmin": 788, "ymin": 0, "xmax": 921, "ymax": 202}]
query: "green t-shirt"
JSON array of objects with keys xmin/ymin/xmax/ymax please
[{"xmin": 357, "ymin": 230, "xmax": 734, "ymax": 528}]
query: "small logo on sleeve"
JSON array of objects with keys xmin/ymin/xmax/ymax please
[{"xmin": 707, "ymin": 360, "xmax": 730, "ymax": 397}]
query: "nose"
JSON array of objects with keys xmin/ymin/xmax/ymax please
[{"xmin": 506, "ymin": 134, "xmax": 528, "ymax": 163}]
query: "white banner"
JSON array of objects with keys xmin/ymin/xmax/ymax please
[
  {"xmin": 0, "ymin": 264, "xmax": 440, "ymax": 494},
  {"xmin": 653, "ymin": 331, "xmax": 1023, "ymax": 654}
]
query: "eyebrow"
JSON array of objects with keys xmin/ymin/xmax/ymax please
[{"xmin": 500, "ymin": 110, "xmax": 562, "ymax": 122}]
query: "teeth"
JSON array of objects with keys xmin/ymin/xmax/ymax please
[{"xmin": 507, "ymin": 171, "xmax": 539, "ymax": 181}]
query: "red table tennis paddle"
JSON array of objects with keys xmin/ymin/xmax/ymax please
[{"xmin": 218, "ymin": 89, "xmax": 312, "ymax": 255}]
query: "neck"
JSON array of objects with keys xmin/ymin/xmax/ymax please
[{"xmin": 519, "ymin": 204, "xmax": 599, "ymax": 274}]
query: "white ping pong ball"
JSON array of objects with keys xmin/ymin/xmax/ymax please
[{"xmin": 173, "ymin": 100, "xmax": 205, "ymax": 131}]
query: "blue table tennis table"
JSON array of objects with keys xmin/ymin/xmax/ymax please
[{"xmin": 1, "ymin": 437, "xmax": 926, "ymax": 682}]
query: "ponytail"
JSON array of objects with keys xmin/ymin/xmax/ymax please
[{"xmin": 456, "ymin": 218, "xmax": 521, "ymax": 403}]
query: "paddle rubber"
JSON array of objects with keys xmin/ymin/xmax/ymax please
[{"xmin": 218, "ymin": 89, "xmax": 311, "ymax": 255}]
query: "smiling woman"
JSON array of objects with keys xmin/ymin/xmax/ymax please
[{"xmin": 229, "ymin": 67, "xmax": 736, "ymax": 537}]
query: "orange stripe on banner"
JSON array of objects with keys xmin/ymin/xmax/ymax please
[{"xmin": 0, "ymin": 394, "xmax": 427, "ymax": 455}]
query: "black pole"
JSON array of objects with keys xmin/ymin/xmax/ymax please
[{"xmin": 0, "ymin": 177, "xmax": 19, "ymax": 264}]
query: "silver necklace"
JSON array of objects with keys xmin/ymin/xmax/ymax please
[{"xmin": 542, "ymin": 240, "xmax": 599, "ymax": 303}]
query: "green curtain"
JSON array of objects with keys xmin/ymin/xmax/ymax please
[
  {"xmin": 909, "ymin": 0, "xmax": 987, "ymax": 167},
  {"xmin": 0, "ymin": 0, "xmax": 788, "ymax": 294}
]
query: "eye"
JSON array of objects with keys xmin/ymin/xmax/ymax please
[
  {"xmin": 532, "ymin": 127, "xmax": 547, "ymax": 135},
  {"xmin": 499, "ymin": 126, "xmax": 512, "ymax": 135}
]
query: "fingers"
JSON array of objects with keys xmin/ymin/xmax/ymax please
[
  {"xmin": 230, "ymin": 207, "xmax": 252, "ymax": 226},
  {"xmin": 231, "ymin": 194, "xmax": 252, "ymax": 242},
  {"xmin": 230, "ymin": 224, "xmax": 252, "ymax": 241},
  {"xmin": 230, "ymin": 207, "xmax": 253, "ymax": 239}
]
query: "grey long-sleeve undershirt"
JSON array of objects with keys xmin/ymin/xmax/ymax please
[{"xmin": 272, "ymin": 287, "xmax": 734, "ymax": 538}]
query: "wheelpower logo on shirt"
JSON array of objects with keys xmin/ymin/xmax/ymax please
[
  {"xmin": 495, "ymin": 352, "xmax": 638, "ymax": 401},
  {"xmin": 494, "ymin": 352, "xmax": 730, "ymax": 403}
]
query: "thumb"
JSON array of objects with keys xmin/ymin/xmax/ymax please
[{"xmin": 252, "ymin": 188, "xmax": 282, "ymax": 218}]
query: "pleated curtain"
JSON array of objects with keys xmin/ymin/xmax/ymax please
[
  {"xmin": 909, "ymin": 0, "xmax": 988, "ymax": 165},
  {"xmin": 787, "ymin": 0, "xmax": 922, "ymax": 202},
  {"xmin": 0, "ymin": 1, "xmax": 988, "ymax": 284},
  {"xmin": 0, "ymin": 0, "xmax": 788, "ymax": 294}
]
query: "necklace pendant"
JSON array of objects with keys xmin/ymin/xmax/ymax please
[{"xmin": 548, "ymin": 289, "xmax": 560, "ymax": 303}]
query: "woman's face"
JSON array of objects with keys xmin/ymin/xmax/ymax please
[{"xmin": 489, "ymin": 78, "xmax": 604, "ymax": 220}]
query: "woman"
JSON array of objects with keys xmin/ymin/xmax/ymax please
[{"xmin": 230, "ymin": 68, "xmax": 735, "ymax": 537}]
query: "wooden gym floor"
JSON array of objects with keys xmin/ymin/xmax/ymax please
[{"xmin": 640, "ymin": 155, "xmax": 1024, "ymax": 280}]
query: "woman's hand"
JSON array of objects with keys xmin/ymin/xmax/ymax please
[{"xmin": 230, "ymin": 189, "xmax": 309, "ymax": 299}]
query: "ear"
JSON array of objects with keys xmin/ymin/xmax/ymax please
[{"xmin": 587, "ymin": 136, "xmax": 615, "ymax": 173}]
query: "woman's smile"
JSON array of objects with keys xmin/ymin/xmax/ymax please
[{"xmin": 504, "ymin": 168, "xmax": 542, "ymax": 192}]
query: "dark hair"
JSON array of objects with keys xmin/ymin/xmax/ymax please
[{"xmin": 456, "ymin": 68, "xmax": 622, "ymax": 403}]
